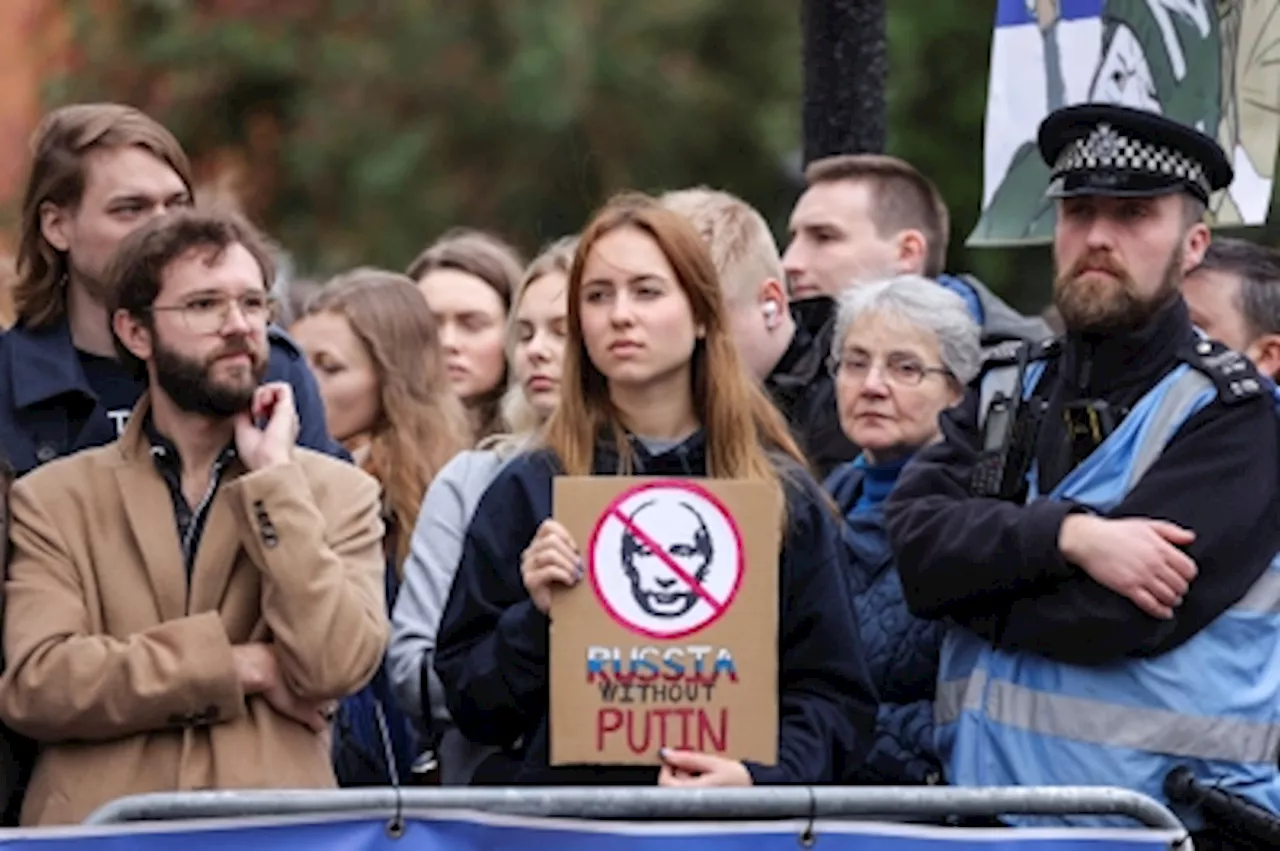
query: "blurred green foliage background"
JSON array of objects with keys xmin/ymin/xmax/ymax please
[{"xmin": 45, "ymin": 0, "xmax": 1120, "ymax": 312}]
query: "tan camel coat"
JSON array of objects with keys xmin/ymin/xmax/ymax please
[{"xmin": 0, "ymin": 401, "xmax": 388, "ymax": 825}]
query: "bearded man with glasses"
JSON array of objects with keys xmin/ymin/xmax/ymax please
[{"xmin": 0, "ymin": 209, "xmax": 389, "ymax": 826}]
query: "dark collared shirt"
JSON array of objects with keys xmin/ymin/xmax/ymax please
[{"xmin": 143, "ymin": 418, "xmax": 237, "ymax": 578}]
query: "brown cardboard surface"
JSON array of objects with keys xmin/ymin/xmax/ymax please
[{"xmin": 549, "ymin": 476, "xmax": 779, "ymax": 766}]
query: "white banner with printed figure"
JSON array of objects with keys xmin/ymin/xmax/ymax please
[{"xmin": 969, "ymin": 0, "xmax": 1280, "ymax": 246}]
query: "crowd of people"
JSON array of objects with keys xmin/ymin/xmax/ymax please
[{"xmin": 0, "ymin": 98, "xmax": 1274, "ymax": 851}]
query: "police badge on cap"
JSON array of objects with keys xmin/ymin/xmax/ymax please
[{"xmin": 1037, "ymin": 103, "xmax": 1233, "ymax": 205}]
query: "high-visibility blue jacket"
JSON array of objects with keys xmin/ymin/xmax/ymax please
[{"xmin": 938, "ymin": 360, "xmax": 1280, "ymax": 828}]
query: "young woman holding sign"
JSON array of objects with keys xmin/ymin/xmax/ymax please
[{"xmin": 435, "ymin": 194, "xmax": 877, "ymax": 786}]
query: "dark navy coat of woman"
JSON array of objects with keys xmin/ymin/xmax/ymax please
[
  {"xmin": 434, "ymin": 431, "xmax": 878, "ymax": 785},
  {"xmin": 826, "ymin": 458, "xmax": 943, "ymax": 785}
]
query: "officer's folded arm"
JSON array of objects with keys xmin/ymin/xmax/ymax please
[
  {"xmin": 885, "ymin": 389, "xmax": 1084, "ymax": 620},
  {"xmin": 987, "ymin": 397, "xmax": 1280, "ymax": 664}
]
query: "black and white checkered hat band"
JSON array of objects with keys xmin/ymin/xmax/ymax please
[{"xmin": 1052, "ymin": 122, "xmax": 1211, "ymax": 197}]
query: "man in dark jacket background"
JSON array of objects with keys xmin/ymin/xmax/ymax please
[
  {"xmin": 1182, "ymin": 237, "xmax": 1280, "ymax": 381},
  {"xmin": 782, "ymin": 153, "xmax": 1051, "ymax": 352}
]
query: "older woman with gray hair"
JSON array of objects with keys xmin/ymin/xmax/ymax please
[{"xmin": 824, "ymin": 274, "xmax": 981, "ymax": 786}]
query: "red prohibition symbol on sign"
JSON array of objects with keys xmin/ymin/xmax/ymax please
[{"xmin": 586, "ymin": 480, "xmax": 745, "ymax": 640}]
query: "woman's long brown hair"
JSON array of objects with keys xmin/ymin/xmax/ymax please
[
  {"xmin": 540, "ymin": 193, "xmax": 806, "ymax": 526},
  {"xmin": 306, "ymin": 269, "xmax": 471, "ymax": 570}
]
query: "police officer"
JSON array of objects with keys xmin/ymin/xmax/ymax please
[
  {"xmin": 886, "ymin": 103, "xmax": 1280, "ymax": 848},
  {"xmin": 0, "ymin": 103, "xmax": 342, "ymax": 477}
]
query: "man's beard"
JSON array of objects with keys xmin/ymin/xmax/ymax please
[
  {"xmin": 1054, "ymin": 246, "xmax": 1182, "ymax": 335},
  {"xmin": 153, "ymin": 336, "xmax": 266, "ymax": 418}
]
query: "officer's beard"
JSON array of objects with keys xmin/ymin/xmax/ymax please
[{"xmin": 1053, "ymin": 245, "xmax": 1182, "ymax": 336}]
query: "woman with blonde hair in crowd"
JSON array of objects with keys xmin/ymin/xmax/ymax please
[
  {"xmin": 435, "ymin": 194, "xmax": 877, "ymax": 787},
  {"xmin": 389, "ymin": 235, "xmax": 576, "ymax": 785},
  {"xmin": 408, "ymin": 228, "xmax": 524, "ymax": 443},
  {"xmin": 291, "ymin": 269, "xmax": 471, "ymax": 786}
]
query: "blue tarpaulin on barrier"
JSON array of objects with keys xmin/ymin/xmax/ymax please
[{"xmin": 0, "ymin": 812, "xmax": 1182, "ymax": 849}]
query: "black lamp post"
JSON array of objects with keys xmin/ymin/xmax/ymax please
[{"xmin": 800, "ymin": 0, "xmax": 887, "ymax": 165}]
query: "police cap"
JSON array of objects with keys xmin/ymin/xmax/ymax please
[{"xmin": 1037, "ymin": 103, "xmax": 1233, "ymax": 205}]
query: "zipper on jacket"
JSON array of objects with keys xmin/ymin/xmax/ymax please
[{"xmin": 181, "ymin": 453, "xmax": 234, "ymax": 614}]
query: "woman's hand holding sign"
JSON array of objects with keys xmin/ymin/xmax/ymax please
[
  {"xmin": 657, "ymin": 748, "xmax": 752, "ymax": 787},
  {"xmin": 522, "ymin": 519, "xmax": 583, "ymax": 614}
]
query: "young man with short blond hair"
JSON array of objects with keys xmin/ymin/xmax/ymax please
[{"xmin": 661, "ymin": 186, "xmax": 856, "ymax": 476}]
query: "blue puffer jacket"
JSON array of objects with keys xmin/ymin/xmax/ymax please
[{"xmin": 826, "ymin": 459, "xmax": 944, "ymax": 785}]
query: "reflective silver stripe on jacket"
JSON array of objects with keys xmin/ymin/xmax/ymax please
[
  {"xmin": 935, "ymin": 671, "xmax": 986, "ymax": 727},
  {"xmin": 938, "ymin": 673, "xmax": 1280, "ymax": 765},
  {"xmin": 941, "ymin": 366, "xmax": 1280, "ymax": 766},
  {"xmin": 1237, "ymin": 570, "xmax": 1280, "ymax": 614},
  {"xmin": 938, "ymin": 566, "xmax": 1280, "ymax": 728}
]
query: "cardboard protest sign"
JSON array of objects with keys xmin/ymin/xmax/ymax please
[{"xmin": 549, "ymin": 477, "xmax": 780, "ymax": 766}]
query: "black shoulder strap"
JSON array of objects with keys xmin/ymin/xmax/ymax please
[
  {"xmin": 1179, "ymin": 338, "xmax": 1265, "ymax": 406},
  {"xmin": 977, "ymin": 337, "xmax": 1061, "ymax": 430}
]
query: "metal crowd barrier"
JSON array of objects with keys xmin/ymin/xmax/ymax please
[{"xmin": 82, "ymin": 785, "xmax": 1190, "ymax": 837}]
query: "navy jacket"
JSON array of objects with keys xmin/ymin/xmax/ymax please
[
  {"xmin": 0, "ymin": 320, "xmax": 344, "ymax": 476},
  {"xmin": 434, "ymin": 431, "xmax": 878, "ymax": 785},
  {"xmin": 764, "ymin": 297, "xmax": 858, "ymax": 480},
  {"xmin": 826, "ymin": 462, "xmax": 943, "ymax": 785},
  {"xmin": 334, "ymin": 540, "xmax": 419, "ymax": 787}
]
